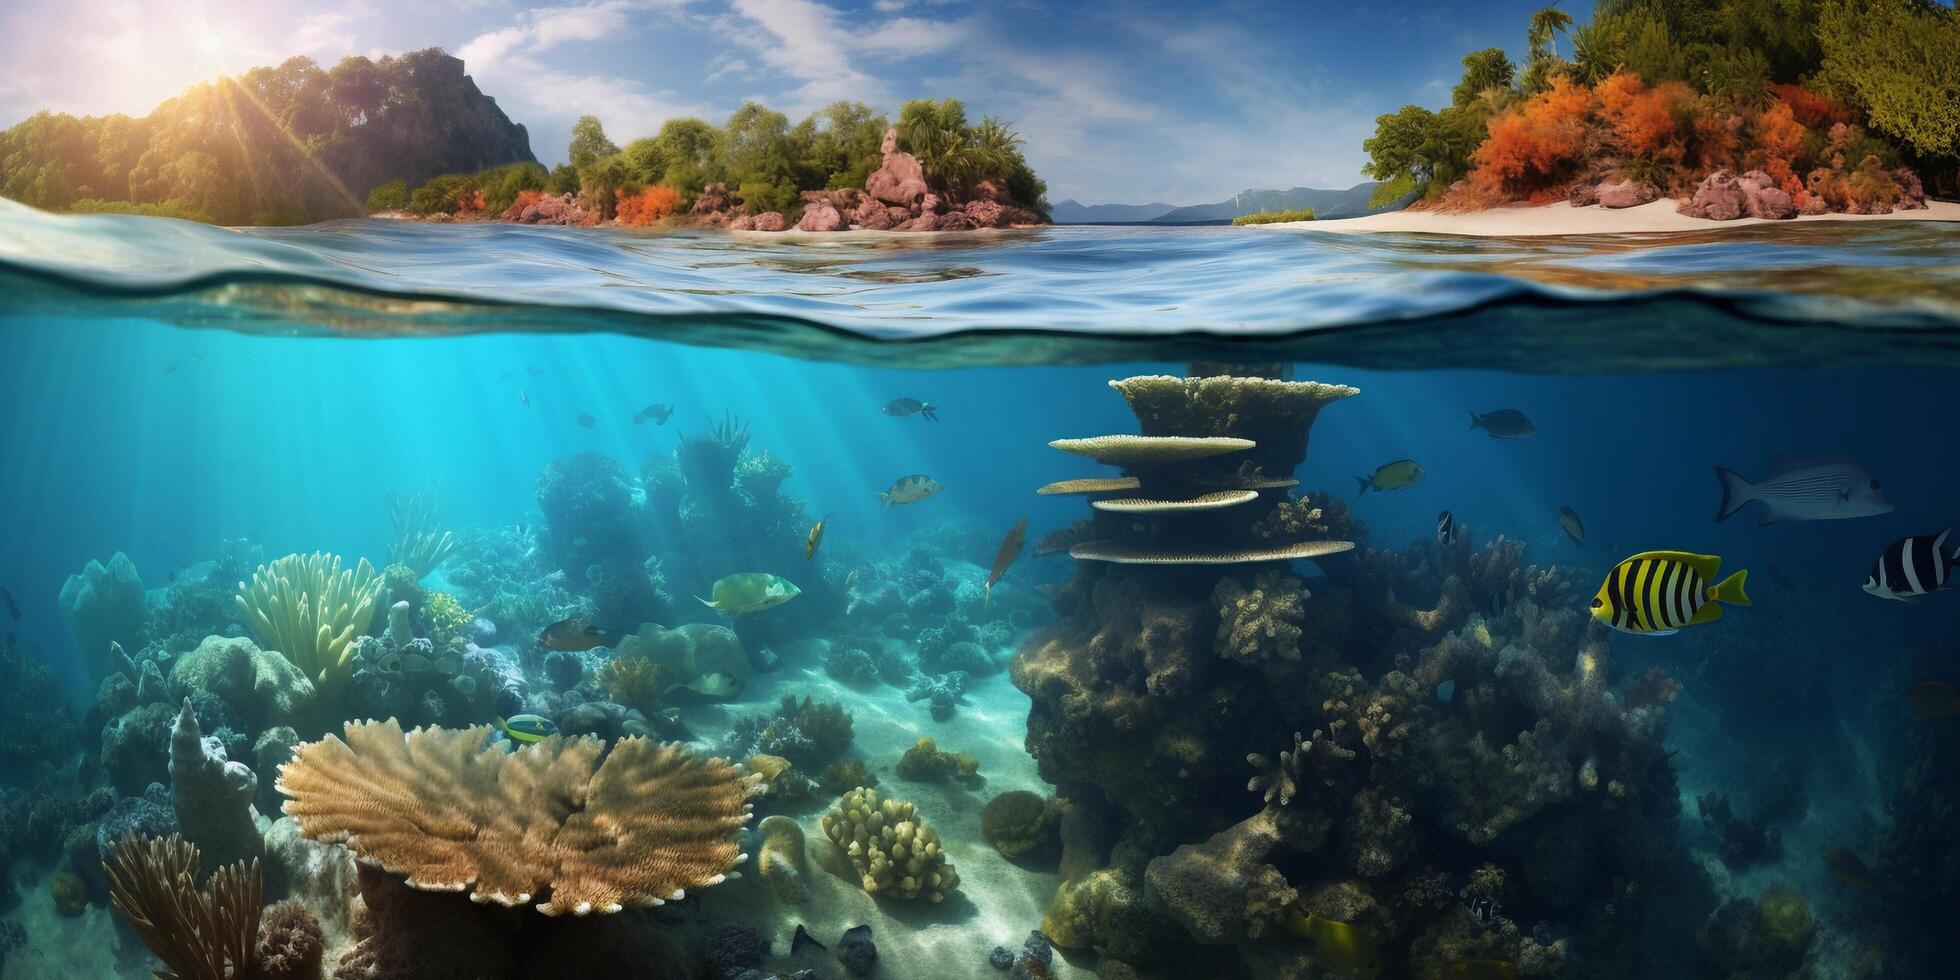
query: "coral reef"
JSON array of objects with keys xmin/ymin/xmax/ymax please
[
  {"xmin": 1009, "ymin": 366, "xmax": 1697, "ymax": 977},
  {"xmin": 168, "ymin": 634, "xmax": 315, "ymax": 732},
  {"xmin": 818, "ymin": 787, "xmax": 960, "ymax": 902},
  {"xmin": 613, "ymin": 622, "xmax": 751, "ymax": 701},
  {"xmin": 904, "ymin": 669, "xmax": 969, "ymax": 721},
  {"xmin": 0, "ymin": 635, "xmax": 79, "ymax": 785},
  {"xmin": 817, "ymin": 760, "xmax": 878, "ymax": 795},
  {"xmin": 276, "ymin": 719, "xmax": 761, "ymax": 914},
  {"xmin": 168, "ymin": 698, "xmax": 264, "ymax": 875},
  {"xmin": 724, "ymin": 695, "xmax": 854, "ymax": 768},
  {"xmin": 254, "ymin": 899, "xmax": 325, "ymax": 980},
  {"xmin": 103, "ymin": 833, "xmax": 261, "ymax": 978},
  {"xmin": 1695, "ymin": 886, "xmax": 1813, "ymax": 979},
  {"xmin": 896, "ymin": 736, "xmax": 980, "ymax": 783},
  {"xmin": 981, "ymin": 790, "xmax": 1062, "ymax": 862},
  {"xmin": 235, "ymin": 552, "xmax": 382, "ymax": 696},
  {"xmin": 59, "ymin": 551, "xmax": 147, "ymax": 688}
]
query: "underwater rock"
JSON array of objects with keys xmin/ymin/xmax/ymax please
[
  {"xmin": 94, "ymin": 783, "xmax": 175, "ymax": 870},
  {"xmin": 1695, "ymin": 887, "xmax": 1813, "ymax": 979},
  {"xmin": 989, "ymin": 945, "xmax": 1014, "ymax": 970},
  {"xmin": 896, "ymin": 736, "xmax": 980, "ymax": 782},
  {"xmin": 554, "ymin": 699, "xmax": 662, "ymax": 744},
  {"xmin": 168, "ymin": 697, "xmax": 263, "ymax": 875},
  {"xmin": 823, "ymin": 640, "xmax": 882, "ymax": 688},
  {"xmin": 542, "ymin": 650, "xmax": 586, "ymax": 690},
  {"xmin": 982, "ymin": 790, "xmax": 1062, "ymax": 862},
  {"xmin": 263, "ymin": 815, "xmax": 360, "ymax": 950},
  {"xmin": 818, "ymin": 787, "xmax": 960, "ymax": 902},
  {"xmin": 1143, "ymin": 808, "xmax": 1295, "ymax": 944},
  {"xmin": 253, "ymin": 725, "xmax": 300, "ymax": 815},
  {"xmin": 707, "ymin": 922, "xmax": 769, "ymax": 975},
  {"xmin": 1696, "ymin": 791, "xmax": 1784, "ymax": 870},
  {"xmin": 170, "ymin": 634, "xmax": 316, "ymax": 731},
  {"xmin": 903, "ymin": 670, "xmax": 968, "ymax": 721},
  {"xmin": 59, "ymin": 551, "xmax": 147, "ymax": 688},
  {"xmin": 792, "ymin": 924, "xmax": 827, "ymax": 955},
  {"xmin": 756, "ymin": 814, "xmax": 807, "ymax": 903},
  {"xmin": 335, "ymin": 862, "xmax": 519, "ymax": 980},
  {"xmin": 101, "ymin": 700, "xmax": 178, "ymax": 795},
  {"xmin": 50, "ymin": 870, "xmax": 87, "ymax": 916},
  {"xmin": 836, "ymin": 923, "xmax": 878, "ymax": 976}
]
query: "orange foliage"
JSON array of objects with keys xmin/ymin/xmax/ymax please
[
  {"xmin": 454, "ymin": 187, "xmax": 487, "ymax": 219},
  {"xmin": 1470, "ymin": 77, "xmax": 1595, "ymax": 200},
  {"xmin": 1594, "ymin": 71, "xmax": 1690, "ymax": 161},
  {"xmin": 502, "ymin": 189, "xmax": 545, "ymax": 221},
  {"xmin": 1766, "ymin": 83, "xmax": 1854, "ymax": 130},
  {"xmin": 1748, "ymin": 100, "xmax": 1809, "ymax": 194},
  {"xmin": 615, "ymin": 185, "xmax": 682, "ymax": 227}
]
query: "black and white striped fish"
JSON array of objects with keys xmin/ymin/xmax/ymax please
[
  {"xmin": 1437, "ymin": 510, "xmax": 1460, "ymax": 547},
  {"xmin": 1863, "ymin": 530, "xmax": 1958, "ymax": 602}
]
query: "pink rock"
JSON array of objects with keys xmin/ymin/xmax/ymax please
[
  {"xmin": 727, "ymin": 214, "xmax": 756, "ymax": 231},
  {"xmin": 971, "ymin": 179, "xmax": 1002, "ymax": 202},
  {"xmin": 516, "ymin": 193, "xmax": 590, "ymax": 226},
  {"xmin": 963, "ymin": 199, "xmax": 1005, "ymax": 228},
  {"xmin": 865, "ymin": 127, "xmax": 929, "ymax": 207},
  {"xmin": 853, "ymin": 203, "xmax": 908, "ymax": 231},
  {"xmin": 1679, "ymin": 170, "xmax": 1748, "ymax": 221},
  {"xmin": 935, "ymin": 210, "xmax": 979, "ymax": 231},
  {"xmin": 920, "ymin": 192, "xmax": 944, "ymax": 214},
  {"xmin": 1594, "ymin": 179, "xmax": 1657, "ymax": 209},
  {"xmin": 797, "ymin": 200, "xmax": 845, "ymax": 232},
  {"xmin": 899, "ymin": 212, "xmax": 940, "ymax": 232},
  {"xmin": 752, "ymin": 211, "xmax": 786, "ymax": 232},
  {"xmin": 1896, "ymin": 167, "xmax": 1928, "ymax": 210}
]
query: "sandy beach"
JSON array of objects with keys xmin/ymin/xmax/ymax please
[{"xmin": 1277, "ymin": 197, "xmax": 1960, "ymax": 236}]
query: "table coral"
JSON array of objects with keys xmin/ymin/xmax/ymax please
[{"xmin": 818, "ymin": 787, "xmax": 960, "ymax": 902}]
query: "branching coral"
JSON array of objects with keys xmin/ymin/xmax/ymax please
[
  {"xmin": 235, "ymin": 552, "xmax": 382, "ymax": 695},
  {"xmin": 818, "ymin": 787, "xmax": 960, "ymax": 902},
  {"xmin": 103, "ymin": 833, "xmax": 262, "ymax": 980},
  {"xmin": 1212, "ymin": 570, "xmax": 1307, "ymax": 663},
  {"xmin": 388, "ymin": 488, "xmax": 457, "ymax": 580},
  {"xmin": 275, "ymin": 719, "xmax": 762, "ymax": 915}
]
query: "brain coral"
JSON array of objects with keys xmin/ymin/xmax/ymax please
[
  {"xmin": 818, "ymin": 787, "xmax": 960, "ymax": 902},
  {"xmin": 276, "ymin": 719, "xmax": 762, "ymax": 915}
]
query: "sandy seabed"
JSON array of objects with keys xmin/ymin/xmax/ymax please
[{"xmin": 1276, "ymin": 197, "xmax": 1960, "ymax": 236}]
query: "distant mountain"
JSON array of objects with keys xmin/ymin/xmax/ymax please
[
  {"xmin": 1049, "ymin": 199, "xmax": 1179, "ymax": 223},
  {"xmin": 1053, "ymin": 182, "xmax": 1396, "ymax": 224}
]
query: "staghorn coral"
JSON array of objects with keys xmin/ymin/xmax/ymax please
[
  {"xmin": 1213, "ymin": 570, "xmax": 1306, "ymax": 663},
  {"xmin": 818, "ymin": 787, "xmax": 960, "ymax": 902},
  {"xmin": 235, "ymin": 552, "xmax": 382, "ymax": 696},
  {"xmin": 895, "ymin": 736, "xmax": 980, "ymax": 783},
  {"xmin": 275, "ymin": 719, "xmax": 762, "ymax": 915},
  {"xmin": 102, "ymin": 833, "xmax": 261, "ymax": 980}
]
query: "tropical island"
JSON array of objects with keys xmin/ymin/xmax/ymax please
[
  {"xmin": 0, "ymin": 49, "xmax": 1048, "ymax": 231},
  {"xmin": 1310, "ymin": 0, "xmax": 1959, "ymax": 233}
]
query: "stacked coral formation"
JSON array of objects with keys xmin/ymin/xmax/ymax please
[
  {"xmin": 818, "ymin": 787, "xmax": 960, "ymax": 902},
  {"xmin": 1010, "ymin": 365, "xmax": 1691, "ymax": 977},
  {"xmin": 276, "ymin": 719, "xmax": 762, "ymax": 915}
]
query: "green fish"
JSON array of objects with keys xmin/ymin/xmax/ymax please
[
  {"xmin": 1355, "ymin": 459, "xmax": 1423, "ymax": 497},
  {"xmin": 1285, "ymin": 912, "xmax": 1383, "ymax": 979},
  {"xmin": 497, "ymin": 714, "xmax": 557, "ymax": 745},
  {"xmin": 699, "ymin": 572, "xmax": 802, "ymax": 614}
]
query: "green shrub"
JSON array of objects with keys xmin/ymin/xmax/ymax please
[
  {"xmin": 67, "ymin": 198, "xmax": 217, "ymax": 223},
  {"xmin": 1232, "ymin": 208, "xmax": 1316, "ymax": 225},
  {"xmin": 365, "ymin": 178, "xmax": 408, "ymax": 212}
]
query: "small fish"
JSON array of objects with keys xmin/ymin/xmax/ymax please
[
  {"xmin": 1355, "ymin": 459, "xmax": 1423, "ymax": 497},
  {"xmin": 1436, "ymin": 679, "xmax": 1456, "ymax": 703},
  {"xmin": 633, "ymin": 403, "xmax": 675, "ymax": 425},
  {"xmin": 1591, "ymin": 551, "xmax": 1750, "ymax": 636},
  {"xmin": 843, "ymin": 569, "xmax": 859, "ymax": 590},
  {"xmin": 538, "ymin": 616, "xmax": 620, "ymax": 652},
  {"xmin": 1714, "ymin": 456, "xmax": 1893, "ymax": 525},
  {"xmin": 519, "ymin": 389, "xmax": 531, "ymax": 408},
  {"xmin": 1863, "ymin": 530, "xmax": 1956, "ymax": 602},
  {"xmin": 1450, "ymin": 961, "xmax": 1519, "ymax": 980},
  {"xmin": 162, "ymin": 360, "xmax": 180, "ymax": 375},
  {"xmin": 878, "ymin": 474, "xmax": 944, "ymax": 509},
  {"xmin": 699, "ymin": 572, "xmax": 801, "ymax": 614},
  {"xmin": 1437, "ymin": 510, "xmax": 1460, "ymax": 547},
  {"xmin": 1908, "ymin": 681, "xmax": 1960, "ymax": 718},
  {"xmin": 497, "ymin": 370, "xmax": 515, "ymax": 383},
  {"xmin": 1284, "ymin": 912, "xmax": 1383, "ymax": 980},
  {"xmin": 1469, "ymin": 409, "xmax": 1534, "ymax": 438},
  {"xmin": 883, "ymin": 397, "xmax": 938, "ymax": 421},
  {"xmin": 576, "ymin": 413, "xmax": 596, "ymax": 429},
  {"xmin": 1826, "ymin": 847, "xmax": 1876, "ymax": 889},
  {"xmin": 1, "ymin": 587, "xmax": 17, "ymax": 620},
  {"xmin": 496, "ymin": 714, "xmax": 558, "ymax": 745},
  {"xmin": 805, "ymin": 517, "xmax": 826, "ymax": 560},
  {"xmin": 1557, "ymin": 506, "xmax": 1585, "ymax": 546},
  {"xmin": 986, "ymin": 516, "xmax": 1029, "ymax": 608}
]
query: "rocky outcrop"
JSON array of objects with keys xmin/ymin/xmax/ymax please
[
  {"xmin": 1679, "ymin": 169, "xmax": 1796, "ymax": 220},
  {"xmin": 797, "ymin": 193, "xmax": 847, "ymax": 232},
  {"xmin": 865, "ymin": 127, "xmax": 930, "ymax": 207},
  {"xmin": 507, "ymin": 192, "xmax": 590, "ymax": 225},
  {"xmin": 1570, "ymin": 177, "xmax": 1660, "ymax": 209}
]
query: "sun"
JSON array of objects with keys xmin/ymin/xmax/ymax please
[{"xmin": 192, "ymin": 25, "xmax": 229, "ymax": 62}]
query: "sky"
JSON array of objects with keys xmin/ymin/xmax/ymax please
[{"xmin": 0, "ymin": 0, "xmax": 1570, "ymax": 204}]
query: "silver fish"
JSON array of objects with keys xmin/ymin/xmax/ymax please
[{"xmin": 1715, "ymin": 456, "xmax": 1893, "ymax": 525}]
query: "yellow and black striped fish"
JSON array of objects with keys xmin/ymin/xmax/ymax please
[{"xmin": 1591, "ymin": 551, "xmax": 1750, "ymax": 636}]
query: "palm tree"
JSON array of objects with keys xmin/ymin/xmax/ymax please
[
  {"xmin": 1528, "ymin": 6, "xmax": 1575, "ymax": 62},
  {"xmin": 1570, "ymin": 20, "xmax": 1624, "ymax": 85}
]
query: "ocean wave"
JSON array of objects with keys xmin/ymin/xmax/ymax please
[{"xmin": 2, "ymin": 199, "xmax": 1958, "ymax": 370}]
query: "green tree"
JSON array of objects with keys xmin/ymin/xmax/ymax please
[
  {"xmin": 1361, "ymin": 104, "xmax": 1484, "ymax": 205},
  {"xmin": 650, "ymin": 117, "xmax": 722, "ymax": 195},
  {"xmin": 365, "ymin": 178, "xmax": 408, "ymax": 211},
  {"xmin": 798, "ymin": 101, "xmax": 888, "ymax": 190},
  {"xmin": 568, "ymin": 115, "xmax": 620, "ymax": 170},
  {"xmin": 620, "ymin": 137, "xmax": 670, "ymax": 186},
  {"xmin": 578, "ymin": 155, "xmax": 632, "ymax": 220},
  {"xmin": 1819, "ymin": 0, "xmax": 1960, "ymax": 163},
  {"xmin": 1452, "ymin": 49, "xmax": 1517, "ymax": 107},
  {"xmin": 1522, "ymin": 6, "xmax": 1576, "ymax": 93},
  {"xmin": 718, "ymin": 102, "xmax": 805, "ymax": 213},
  {"xmin": 898, "ymin": 98, "xmax": 974, "ymax": 185}
]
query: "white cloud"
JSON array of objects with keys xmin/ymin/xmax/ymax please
[
  {"xmin": 457, "ymin": 0, "xmax": 635, "ymax": 69},
  {"xmin": 725, "ymin": 0, "xmax": 882, "ymax": 107}
]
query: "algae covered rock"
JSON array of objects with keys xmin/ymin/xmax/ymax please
[
  {"xmin": 819, "ymin": 787, "xmax": 960, "ymax": 902},
  {"xmin": 614, "ymin": 622, "xmax": 751, "ymax": 700},
  {"xmin": 896, "ymin": 736, "xmax": 979, "ymax": 782},
  {"xmin": 981, "ymin": 790, "xmax": 1061, "ymax": 861},
  {"xmin": 170, "ymin": 634, "xmax": 316, "ymax": 730}
]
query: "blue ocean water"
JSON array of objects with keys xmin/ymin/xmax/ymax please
[{"xmin": 2, "ymin": 205, "xmax": 1958, "ymax": 979}]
